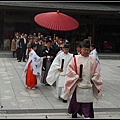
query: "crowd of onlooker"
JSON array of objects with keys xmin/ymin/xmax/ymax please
[{"xmin": 10, "ymin": 32, "xmax": 67, "ymax": 59}]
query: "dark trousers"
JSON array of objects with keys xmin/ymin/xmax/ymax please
[
  {"xmin": 19, "ymin": 48, "xmax": 26, "ymax": 61},
  {"xmin": 68, "ymin": 88, "xmax": 94, "ymax": 118},
  {"xmin": 16, "ymin": 48, "xmax": 21, "ymax": 60},
  {"xmin": 12, "ymin": 51, "xmax": 16, "ymax": 58},
  {"xmin": 42, "ymin": 59, "xmax": 51, "ymax": 84}
]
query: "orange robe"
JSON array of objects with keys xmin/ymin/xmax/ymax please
[{"xmin": 26, "ymin": 60, "xmax": 37, "ymax": 88}]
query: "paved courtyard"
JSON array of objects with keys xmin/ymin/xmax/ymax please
[{"xmin": 0, "ymin": 52, "xmax": 120, "ymax": 119}]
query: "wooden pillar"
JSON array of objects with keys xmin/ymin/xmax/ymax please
[
  {"xmin": 2, "ymin": 10, "xmax": 5, "ymax": 50},
  {"xmin": 92, "ymin": 16, "xmax": 96, "ymax": 44}
]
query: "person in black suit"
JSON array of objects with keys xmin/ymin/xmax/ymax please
[
  {"xmin": 42, "ymin": 39, "xmax": 55, "ymax": 85},
  {"xmin": 52, "ymin": 36, "xmax": 60, "ymax": 57},
  {"xmin": 34, "ymin": 37, "xmax": 43, "ymax": 57},
  {"xmin": 18, "ymin": 33, "xmax": 28, "ymax": 62}
]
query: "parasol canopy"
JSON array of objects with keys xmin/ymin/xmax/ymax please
[{"xmin": 34, "ymin": 10, "xmax": 79, "ymax": 31}]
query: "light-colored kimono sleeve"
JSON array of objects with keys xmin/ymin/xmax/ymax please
[
  {"xmin": 22, "ymin": 49, "xmax": 43, "ymax": 77},
  {"xmin": 61, "ymin": 57, "xmax": 79, "ymax": 100},
  {"xmin": 65, "ymin": 57, "xmax": 79, "ymax": 82},
  {"xmin": 90, "ymin": 58, "xmax": 103, "ymax": 99},
  {"xmin": 32, "ymin": 56, "xmax": 43, "ymax": 76}
]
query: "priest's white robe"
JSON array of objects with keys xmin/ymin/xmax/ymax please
[{"xmin": 46, "ymin": 52, "xmax": 73, "ymax": 98}]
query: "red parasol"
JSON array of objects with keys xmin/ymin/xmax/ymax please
[{"xmin": 34, "ymin": 10, "xmax": 79, "ymax": 31}]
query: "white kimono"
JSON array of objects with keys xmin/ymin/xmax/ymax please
[
  {"xmin": 23, "ymin": 49, "xmax": 43, "ymax": 78},
  {"xmin": 46, "ymin": 52, "xmax": 73, "ymax": 98}
]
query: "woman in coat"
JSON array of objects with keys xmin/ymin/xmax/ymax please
[{"xmin": 11, "ymin": 37, "xmax": 16, "ymax": 58}]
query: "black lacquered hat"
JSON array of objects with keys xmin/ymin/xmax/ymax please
[
  {"xmin": 63, "ymin": 43, "xmax": 70, "ymax": 48},
  {"xmin": 82, "ymin": 39, "xmax": 90, "ymax": 48}
]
